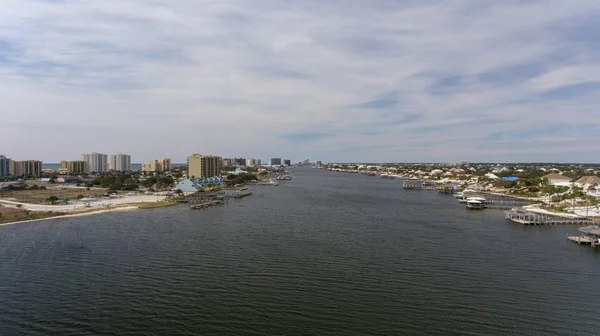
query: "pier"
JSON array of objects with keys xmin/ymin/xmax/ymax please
[
  {"xmin": 462, "ymin": 192, "xmax": 530, "ymax": 209},
  {"xmin": 190, "ymin": 200, "xmax": 223, "ymax": 209},
  {"xmin": 505, "ymin": 208, "xmax": 598, "ymax": 225},
  {"xmin": 568, "ymin": 226, "xmax": 600, "ymax": 247},
  {"xmin": 567, "ymin": 236, "xmax": 594, "ymax": 245}
]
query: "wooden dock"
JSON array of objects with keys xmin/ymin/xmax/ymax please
[
  {"xmin": 190, "ymin": 200, "xmax": 223, "ymax": 210},
  {"xmin": 403, "ymin": 179, "xmax": 422, "ymax": 189},
  {"xmin": 505, "ymin": 208, "xmax": 598, "ymax": 225}
]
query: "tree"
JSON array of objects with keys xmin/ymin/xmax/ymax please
[
  {"xmin": 175, "ymin": 189, "xmax": 184, "ymax": 196},
  {"xmin": 46, "ymin": 196, "xmax": 59, "ymax": 204}
]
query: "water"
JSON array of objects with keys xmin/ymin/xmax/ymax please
[{"xmin": 1, "ymin": 167, "xmax": 599, "ymax": 335}]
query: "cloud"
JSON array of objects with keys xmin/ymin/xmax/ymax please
[{"xmin": 1, "ymin": 0, "xmax": 600, "ymax": 162}]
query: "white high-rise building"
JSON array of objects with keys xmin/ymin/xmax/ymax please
[
  {"xmin": 245, "ymin": 158, "xmax": 256, "ymax": 167},
  {"xmin": 109, "ymin": 153, "xmax": 131, "ymax": 172},
  {"xmin": 82, "ymin": 152, "xmax": 108, "ymax": 173}
]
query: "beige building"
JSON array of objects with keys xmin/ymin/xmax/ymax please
[
  {"xmin": 60, "ymin": 161, "xmax": 89, "ymax": 174},
  {"xmin": 11, "ymin": 160, "xmax": 43, "ymax": 177},
  {"xmin": 187, "ymin": 154, "xmax": 222, "ymax": 178},
  {"xmin": 142, "ymin": 158, "xmax": 171, "ymax": 173}
]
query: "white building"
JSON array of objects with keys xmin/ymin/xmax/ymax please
[
  {"xmin": 82, "ymin": 152, "xmax": 108, "ymax": 173},
  {"xmin": 110, "ymin": 153, "xmax": 131, "ymax": 172},
  {"xmin": 543, "ymin": 173, "xmax": 572, "ymax": 187},
  {"xmin": 245, "ymin": 158, "xmax": 256, "ymax": 167}
]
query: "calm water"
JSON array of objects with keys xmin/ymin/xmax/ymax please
[{"xmin": 1, "ymin": 167, "xmax": 599, "ymax": 335}]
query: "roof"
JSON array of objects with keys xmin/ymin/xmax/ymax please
[
  {"xmin": 500, "ymin": 176, "xmax": 519, "ymax": 181},
  {"xmin": 575, "ymin": 175, "xmax": 600, "ymax": 185},
  {"xmin": 543, "ymin": 173, "xmax": 571, "ymax": 181}
]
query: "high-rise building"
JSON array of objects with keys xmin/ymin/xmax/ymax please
[
  {"xmin": 60, "ymin": 161, "xmax": 89, "ymax": 174},
  {"xmin": 143, "ymin": 161, "xmax": 159, "ymax": 172},
  {"xmin": 234, "ymin": 158, "xmax": 246, "ymax": 166},
  {"xmin": 256, "ymin": 159, "xmax": 262, "ymax": 166},
  {"xmin": 0, "ymin": 155, "xmax": 11, "ymax": 177},
  {"xmin": 270, "ymin": 158, "xmax": 282, "ymax": 166},
  {"xmin": 109, "ymin": 153, "xmax": 131, "ymax": 172},
  {"xmin": 245, "ymin": 158, "xmax": 256, "ymax": 167},
  {"xmin": 82, "ymin": 152, "xmax": 108, "ymax": 173},
  {"xmin": 158, "ymin": 158, "xmax": 171, "ymax": 172},
  {"xmin": 222, "ymin": 158, "xmax": 234, "ymax": 167},
  {"xmin": 142, "ymin": 158, "xmax": 171, "ymax": 172},
  {"xmin": 11, "ymin": 160, "xmax": 42, "ymax": 177},
  {"xmin": 284, "ymin": 159, "xmax": 291, "ymax": 166},
  {"xmin": 187, "ymin": 154, "xmax": 222, "ymax": 178}
]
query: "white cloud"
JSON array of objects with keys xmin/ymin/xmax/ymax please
[{"xmin": 1, "ymin": 0, "xmax": 600, "ymax": 162}]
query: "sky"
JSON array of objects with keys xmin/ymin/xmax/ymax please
[{"xmin": 2, "ymin": 0, "xmax": 600, "ymax": 163}]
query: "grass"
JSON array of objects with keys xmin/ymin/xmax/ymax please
[
  {"xmin": 0, "ymin": 205, "xmax": 62, "ymax": 225},
  {"xmin": 0, "ymin": 188, "xmax": 108, "ymax": 204},
  {"xmin": 135, "ymin": 200, "xmax": 179, "ymax": 209}
]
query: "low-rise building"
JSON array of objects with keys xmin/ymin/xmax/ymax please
[
  {"xmin": 575, "ymin": 176, "xmax": 600, "ymax": 190},
  {"xmin": 175, "ymin": 177, "xmax": 223, "ymax": 194},
  {"xmin": 543, "ymin": 173, "xmax": 572, "ymax": 187}
]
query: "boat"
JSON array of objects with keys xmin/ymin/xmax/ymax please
[
  {"xmin": 466, "ymin": 199, "xmax": 485, "ymax": 209},
  {"xmin": 466, "ymin": 197, "xmax": 487, "ymax": 209}
]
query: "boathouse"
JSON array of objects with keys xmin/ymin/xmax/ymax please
[{"xmin": 403, "ymin": 178, "xmax": 422, "ymax": 189}]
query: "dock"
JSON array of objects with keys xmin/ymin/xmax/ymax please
[
  {"xmin": 461, "ymin": 192, "xmax": 530, "ymax": 209},
  {"xmin": 190, "ymin": 200, "xmax": 223, "ymax": 209},
  {"xmin": 568, "ymin": 236, "xmax": 594, "ymax": 245},
  {"xmin": 505, "ymin": 208, "xmax": 598, "ymax": 225},
  {"xmin": 403, "ymin": 179, "xmax": 422, "ymax": 189}
]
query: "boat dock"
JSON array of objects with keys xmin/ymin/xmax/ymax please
[
  {"xmin": 568, "ymin": 226, "xmax": 600, "ymax": 248},
  {"xmin": 567, "ymin": 236, "xmax": 595, "ymax": 245},
  {"xmin": 190, "ymin": 200, "xmax": 223, "ymax": 209},
  {"xmin": 403, "ymin": 179, "xmax": 422, "ymax": 189},
  {"xmin": 505, "ymin": 208, "xmax": 598, "ymax": 225},
  {"xmin": 461, "ymin": 192, "xmax": 530, "ymax": 209}
]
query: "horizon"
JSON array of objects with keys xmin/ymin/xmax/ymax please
[{"xmin": 2, "ymin": 1, "xmax": 600, "ymax": 162}]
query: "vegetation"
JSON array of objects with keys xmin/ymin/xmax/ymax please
[
  {"xmin": 225, "ymin": 173, "xmax": 258, "ymax": 186},
  {"xmin": 136, "ymin": 200, "xmax": 179, "ymax": 209},
  {"xmin": 91, "ymin": 172, "xmax": 175, "ymax": 192}
]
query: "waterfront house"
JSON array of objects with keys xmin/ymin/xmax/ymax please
[
  {"xmin": 574, "ymin": 176, "xmax": 600, "ymax": 190},
  {"xmin": 542, "ymin": 173, "xmax": 572, "ymax": 187},
  {"xmin": 175, "ymin": 177, "xmax": 223, "ymax": 194}
]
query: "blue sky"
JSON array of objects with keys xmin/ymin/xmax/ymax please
[{"xmin": 1, "ymin": 0, "xmax": 600, "ymax": 163}]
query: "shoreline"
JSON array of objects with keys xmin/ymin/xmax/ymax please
[{"xmin": 0, "ymin": 206, "xmax": 139, "ymax": 227}]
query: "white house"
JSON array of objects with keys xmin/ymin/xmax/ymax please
[{"xmin": 543, "ymin": 173, "xmax": 572, "ymax": 187}]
